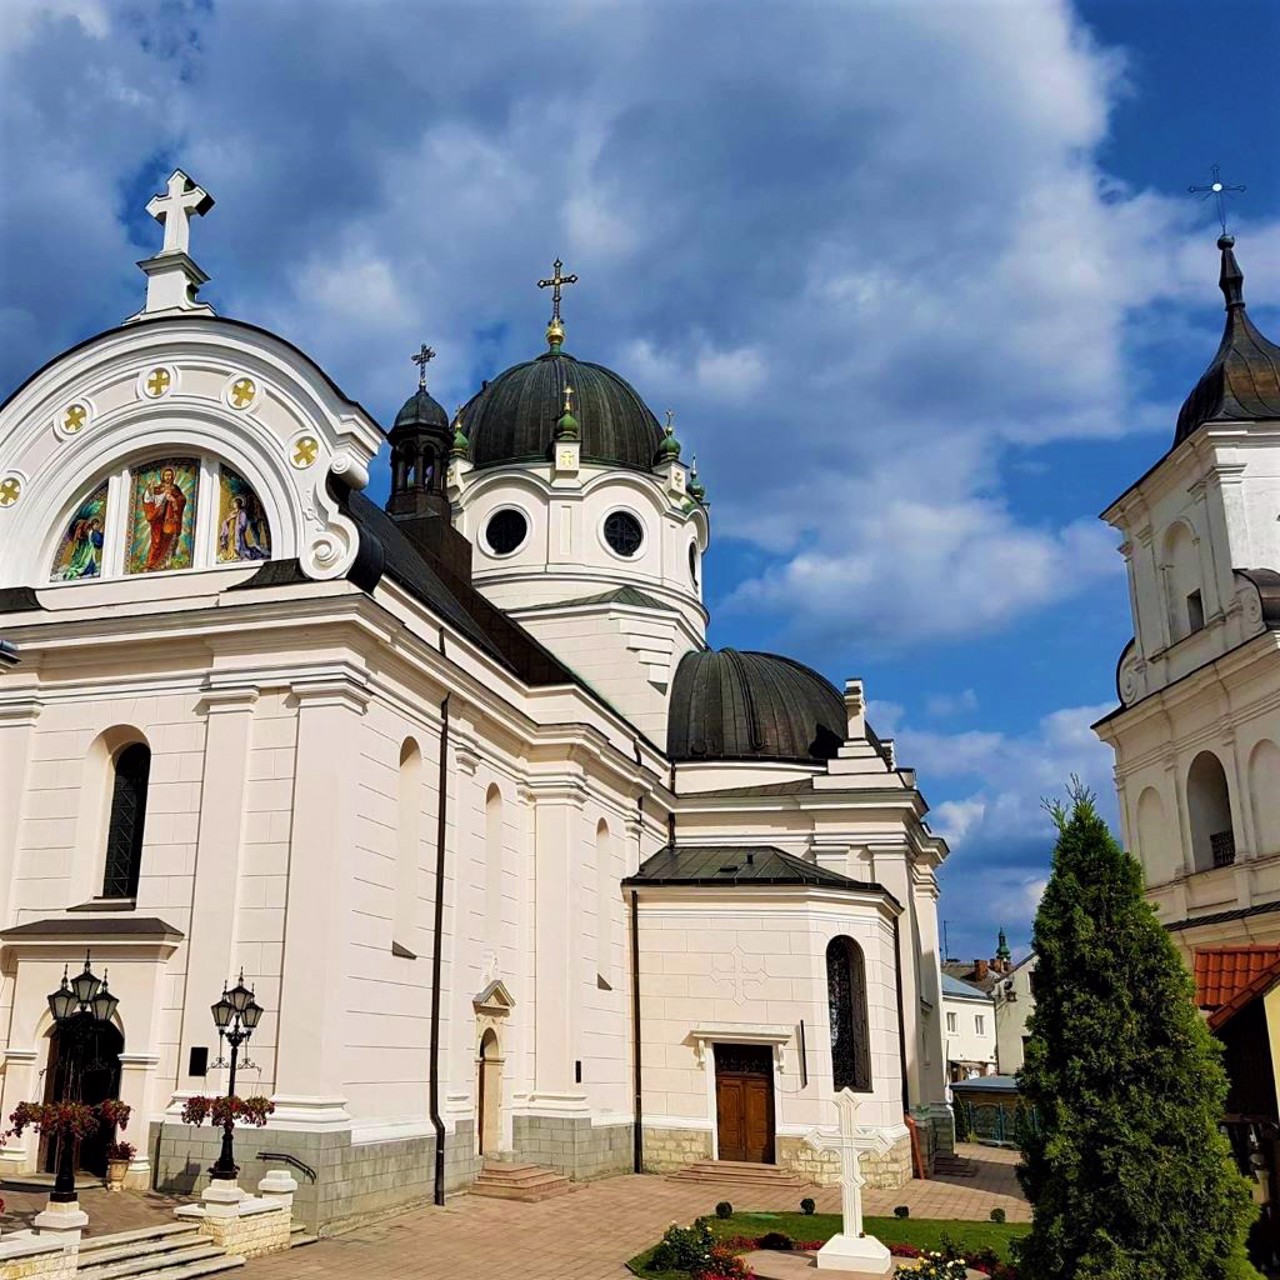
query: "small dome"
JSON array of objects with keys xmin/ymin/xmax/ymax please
[
  {"xmin": 394, "ymin": 388, "xmax": 450, "ymax": 433},
  {"xmin": 1174, "ymin": 236, "xmax": 1280, "ymax": 447},
  {"xmin": 462, "ymin": 350, "xmax": 664, "ymax": 472},
  {"xmin": 667, "ymin": 648, "xmax": 846, "ymax": 763}
]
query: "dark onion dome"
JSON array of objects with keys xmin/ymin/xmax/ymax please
[
  {"xmin": 461, "ymin": 337, "xmax": 665, "ymax": 472},
  {"xmin": 393, "ymin": 386, "xmax": 450, "ymax": 432},
  {"xmin": 1174, "ymin": 236, "xmax": 1280, "ymax": 448},
  {"xmin": 667, "ymin": 648, "xmax": 846, "ymax": 764}
]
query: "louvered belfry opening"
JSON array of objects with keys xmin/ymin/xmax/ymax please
[{"xmin": 102, "ymin": 742, "xmax": 151, "ymax": 899}]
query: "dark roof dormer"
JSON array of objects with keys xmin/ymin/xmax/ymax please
[{"xmin": 1174, "ymin": 236, "xmax": 1280, "ymax": 448}]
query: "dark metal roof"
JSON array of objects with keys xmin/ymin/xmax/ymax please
[
  {"xmin": 624, "ymin": 844, "xmax": 893, "ymax": 901},
  {"xmin": 462, "ymin": 349, "xmax": 664, "ymax": 472},
  {"xmin": 393, "ymin": 387, "xmax": 450, "ymax": 433},
  {"xmin": 1174, "ymin": 237, "xmax": 1280, "ymax": 447},
  {"xmin": 1167, "ymin": 897, "xmax": 1280, "ymax": 934},
  {"xmin": 341, "ymin": 490, "xmax": 578, "ymax": 688},
  {"xmin": 556, "ymin": 586, "xmax": 674, "ymax": 612},
  {"xmin": 667, "ymin": 648, "xmax": 846, "ymax": 764},
  {"xmin": 0, "ymin": 916, "xmax": 183, "ymax": 940},
  {"xmin": 683, "ymin": 779, "xmax": 817, "ymax": 798}
]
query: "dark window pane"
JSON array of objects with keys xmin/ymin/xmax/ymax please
[
  {"xmin": 486, "ymin": 508, "xmax": 528, "ymax": 555},
  {"xmin": 827, "ymin": 936, "xmax": 872, "ymax": 1092},
  {"xmin": 102, "ymin": 743, "xmax": 150, "ymax": 899},
  {"xmin": 604, "ymin": 511, "xmax": 643, "ymax": 557}
]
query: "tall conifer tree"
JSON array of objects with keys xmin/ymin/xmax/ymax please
[{"xmin": 1017, "ymin": 784, "xmax": 1260, "ymax": 1280}]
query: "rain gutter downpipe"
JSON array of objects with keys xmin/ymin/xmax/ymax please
[{"xmin": 429, "ymin": 695, "xmax": 451, "ymax": 1206}]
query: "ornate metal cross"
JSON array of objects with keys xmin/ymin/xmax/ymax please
[
  {"xmin": 805, "ymin": 1090, "xmax": 892, "ymax": 1240},
  {"xmin": 146, "ymin": 169, "xmax": 215, "ymax": 258},
  {"xmin": 411, "ymin": 344, "xmax": 436, "ymax": 389},
  {"xmin": 538, "ymin": 259, "xmax": 579, "ymax": 322},
  {"xmin": 1189, "ymin": 164, "xmax": 1246, "ymax": 236}
]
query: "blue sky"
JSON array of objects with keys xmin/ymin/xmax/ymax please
[{"xmin": 2, "ymin": 0, "xmax": 1278, "ymax": 962}]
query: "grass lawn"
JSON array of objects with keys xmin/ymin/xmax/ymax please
[{"xmin": 628, "ymin": 1212, "xmax": 1029, "ymax": 1277}]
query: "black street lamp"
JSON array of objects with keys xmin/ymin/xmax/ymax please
[
  {"xmin": 45, "ymin": 953, "xmax": 120, "ymax": 1203},
  {"xmin": 208, "ymin": 970, "xmax": 263, "ymax": 1181}
]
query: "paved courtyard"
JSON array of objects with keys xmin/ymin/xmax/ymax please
[{"xmin": 249, "ymin": 1144, "xmax": 1027, "ymax": 1280}]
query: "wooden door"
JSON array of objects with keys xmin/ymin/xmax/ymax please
[{"xmin": 714, "ymin": 1043, "xmax": 775, "ymax": 1164}]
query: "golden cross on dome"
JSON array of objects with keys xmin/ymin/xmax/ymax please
[
  {"xmin": 1189, "ymin": 164, "xmax": 1246, "ymax": 236},
  {"xmin": 665, "ymin": 409, "xmax": 676, "ymax": 431},
  {"xmin": 538, "ymin": 259, "xmax": 579, "ymax": 323},
  {"xmin": 412, "ymin": 344, "xmax": 436, "ymax": 389}
]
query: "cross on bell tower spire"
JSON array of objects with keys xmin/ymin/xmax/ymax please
[
  {"xmin": 1189, "ymin": 164, "xmax": 1246, "ymax": 237},
  {"xmin": 412, "ymin": 344, "xmax": 436, "ymax": 390}
]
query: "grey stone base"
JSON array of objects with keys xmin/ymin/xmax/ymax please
[
  {"xmin": 511, "ymin": 1115, "xmax": 633, "ymax": 1180},
  {"xmin": 150, "ymin": 1119, "xmax": 476, "ymax": 1232}
]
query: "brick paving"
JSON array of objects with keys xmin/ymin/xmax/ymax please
[
  {"xmin": 0, "ymin": 1183, "xmax": 185, "ymax": 1237},
  {"xmin": 248, "ymin": 1144, "xmax": 1028, "ymax": 1280}
]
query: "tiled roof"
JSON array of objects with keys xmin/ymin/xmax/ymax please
[{"xmin": 1193, "ymin": 946, "xmax": 1280, "ymax": 1030}]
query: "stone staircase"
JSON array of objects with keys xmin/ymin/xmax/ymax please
[
  {"xmin": 667, "ymin": 1160, "xmax": 813, "ymax": 1190},
  {"xmin": 74, "ymin": 1223, "xmax": 243, "ymax": 1279},
  {"xmin": 468, "ymin": 1159, "xmax": 575, "ymax": 1203}
]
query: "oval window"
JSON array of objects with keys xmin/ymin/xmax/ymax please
[
  {"xmin": 485, "ymin": 508, "xmax": 528, "ymax": 556},
  {"xmin": 603, "ymin": 510, "xmax": 644, "ymax": 558},
  {"xmin": 688, "ymin": 541, "xmax": 699, "ymax": 586}
]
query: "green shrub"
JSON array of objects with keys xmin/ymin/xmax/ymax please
[
  {"xmin": 893, "ymin": 1205, "xmax": 910, "ymax": 1219},
  {"xmin": 649, "ymin": 1219, "xmax": 716, "ymax": 1273},
  {"xmin": 1018, "ymin": 784, "xmax": 1262, "ymax": 1280},
  {"xmin": 758, "ymin": 1232, "xmax": 793, "ymax": 1251},
  {"xmin": 799, "ymin": 1197, "xmax": 816, "ymax": 1215},
  {"xmin": 989, "ymin": 1207, "xmax": 1006, "ymax": 1224},
  {"xmin": 714, "ymin": 1200, "xmax": 733, "ymax": 1220}
]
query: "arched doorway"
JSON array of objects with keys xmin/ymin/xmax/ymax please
[
  {"xmin": 40, "ymin": 1019, "xmax": 123, "ymax": 1177},
  {"xmin": 477, "ymin": 1029, "xmax": 502, "ymax": 1157}
]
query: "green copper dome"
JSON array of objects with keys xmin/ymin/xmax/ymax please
[{"xmin": 462, "ymin": 348, "xmax": 664, "ymax": 472}]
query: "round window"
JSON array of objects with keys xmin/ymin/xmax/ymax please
[
  {"xmin": 603, "ymin": 510, "xmax": 644, "ymax": 558},
  {"xmin": 485, "ymin": 508, "xmax": 528, "ymax": 556}
]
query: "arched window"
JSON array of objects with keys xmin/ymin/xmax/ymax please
[
  {"xmin": 1187, "ymin": 750, "xmax": 1235, "ymax": 871},
  {"xmin": 1162, "ymin": 522, "xmax": 1203, "ymax": 643},
  {"xmin": 102, "ymin": 744, "xmax": 150, "ymax": 899},
  {"xmin": 485, "ymin": 785, "xmax": 503, "ymax": 943},
  {"xmin": 393, "ymin": 739, "xmax": 423, "ymax": 952},
  {"xmin": 826, "ymin": 936, "xmax": 872, "ymax": 1092}
]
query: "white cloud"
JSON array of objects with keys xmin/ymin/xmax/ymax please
[{"xmin": 926, "ymin": 689, "xmax": 979, "ymax": 718}]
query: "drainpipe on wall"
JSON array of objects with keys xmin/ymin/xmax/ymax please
[
  {"xmin": 630, "ymin": 887, "xmax": 643, "ymax": 1174},
  {"xmin": 429, "ymin": 695, "xmax": 451, "ymax": 1206}
]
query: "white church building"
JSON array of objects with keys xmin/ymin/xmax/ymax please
[{"xmin": 0, "ymin": 171, "xmax": 951, "ymax": 1229}]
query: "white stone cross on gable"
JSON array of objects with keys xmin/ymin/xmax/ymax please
[
  {"xmin": 147, "ymin": 169, "xmax": 215, "ymax": 258},
  {"xmin": 805, "ymin": 1090, "xmax": 893, "ymax": 1273}
]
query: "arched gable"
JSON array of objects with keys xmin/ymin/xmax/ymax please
[{"xmin": 0, "ymin": 316, "xmax": 382, "ymax": 588}]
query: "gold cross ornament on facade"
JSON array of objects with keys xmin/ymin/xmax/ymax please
[
  {"xmin": 63, "ymin": 404, "xmax": 88, "ymax": 432},
  {"xmin": 230, "ymin": 378, "xmax": 256, "ymax": 409},
  {"xmin": 538, "ymin": 259, "xmax": 579, "ymax": 323},
  {"xmin": 0, "ymin": 477, "xmax": 21, "ymax": 507},
  {"xmin": 145, "ymin": 369, "xmax": 171, "ymax": 398},
  {"xmin": 563, "ymin": 385, "xmax": 574, "ymax": 415},
  {"xmin": 292, "ymin": 437, "xmax": 319, "ymax": 468}
]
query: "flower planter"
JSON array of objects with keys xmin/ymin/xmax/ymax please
[{"xmin": 105, "ymin": 1157, "xmax": 129, "ymax": 1191}]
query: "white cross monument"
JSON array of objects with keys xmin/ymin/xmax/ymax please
[
  {"xmin": 804, "ymin": 1090, "xmax": 894, "ymax": 1275},
  {"xmin": 127, "ymin": 168, "xmax": 216, "ymax": 322}
]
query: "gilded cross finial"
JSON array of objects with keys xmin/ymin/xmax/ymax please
[
  {"xmin": 563, "ymin": 384, "xmax": 575, "ymax": 415},
  {"xmin": 1189, "ymin": 164, "xmax": 1246, "ymax": 236},
  {"xmin": 538, "ymin": 258, "xmax": 579, "ymax": 324},
  {"xmin": 665, "ymin": 409, "xmax": 676, "ymax": 432},
  {"xmin": 411, "ymin": 344, "xmax": 436, "ymax": 389}
]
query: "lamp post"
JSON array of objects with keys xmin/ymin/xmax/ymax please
[
  {"xmin": 208, "ymin": 970, "xmax": 262, "ymax": 1181},
  {"xmin": 45, "ymin": 953, "xmax": 120, "ymax": 1203}
]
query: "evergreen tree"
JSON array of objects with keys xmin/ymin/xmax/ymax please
[{"xmin": 1017, "ymin": 783, "xmax": 1261, "ymax": 1280}]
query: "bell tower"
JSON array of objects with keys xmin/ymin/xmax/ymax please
[{"xmin": 385, "ymin": 344, "xmax": 472, "ymax": 580}]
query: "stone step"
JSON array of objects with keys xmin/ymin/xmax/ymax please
[
  {"xmin": 124, "ymin": 1257, "xmax": 244, "ymax": 1280},
  {"xmin": 78, "ymin": 1243, "xmax": 225, "ymax": 1280},
  {"xmin": 289, "ymin": 1223, "xmax": 318, "ymax": 1248},
  {"xmin": 79, "ymin": 1226, "xmax": 204, "ymax": 1255},
  {"xmin": 668, "ymin": 1160, "xmax": 812, "ymax": 1188},
  {"xmin": 470, "ymin": 1161, "xmax": 575, "ymax": 1202}
]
